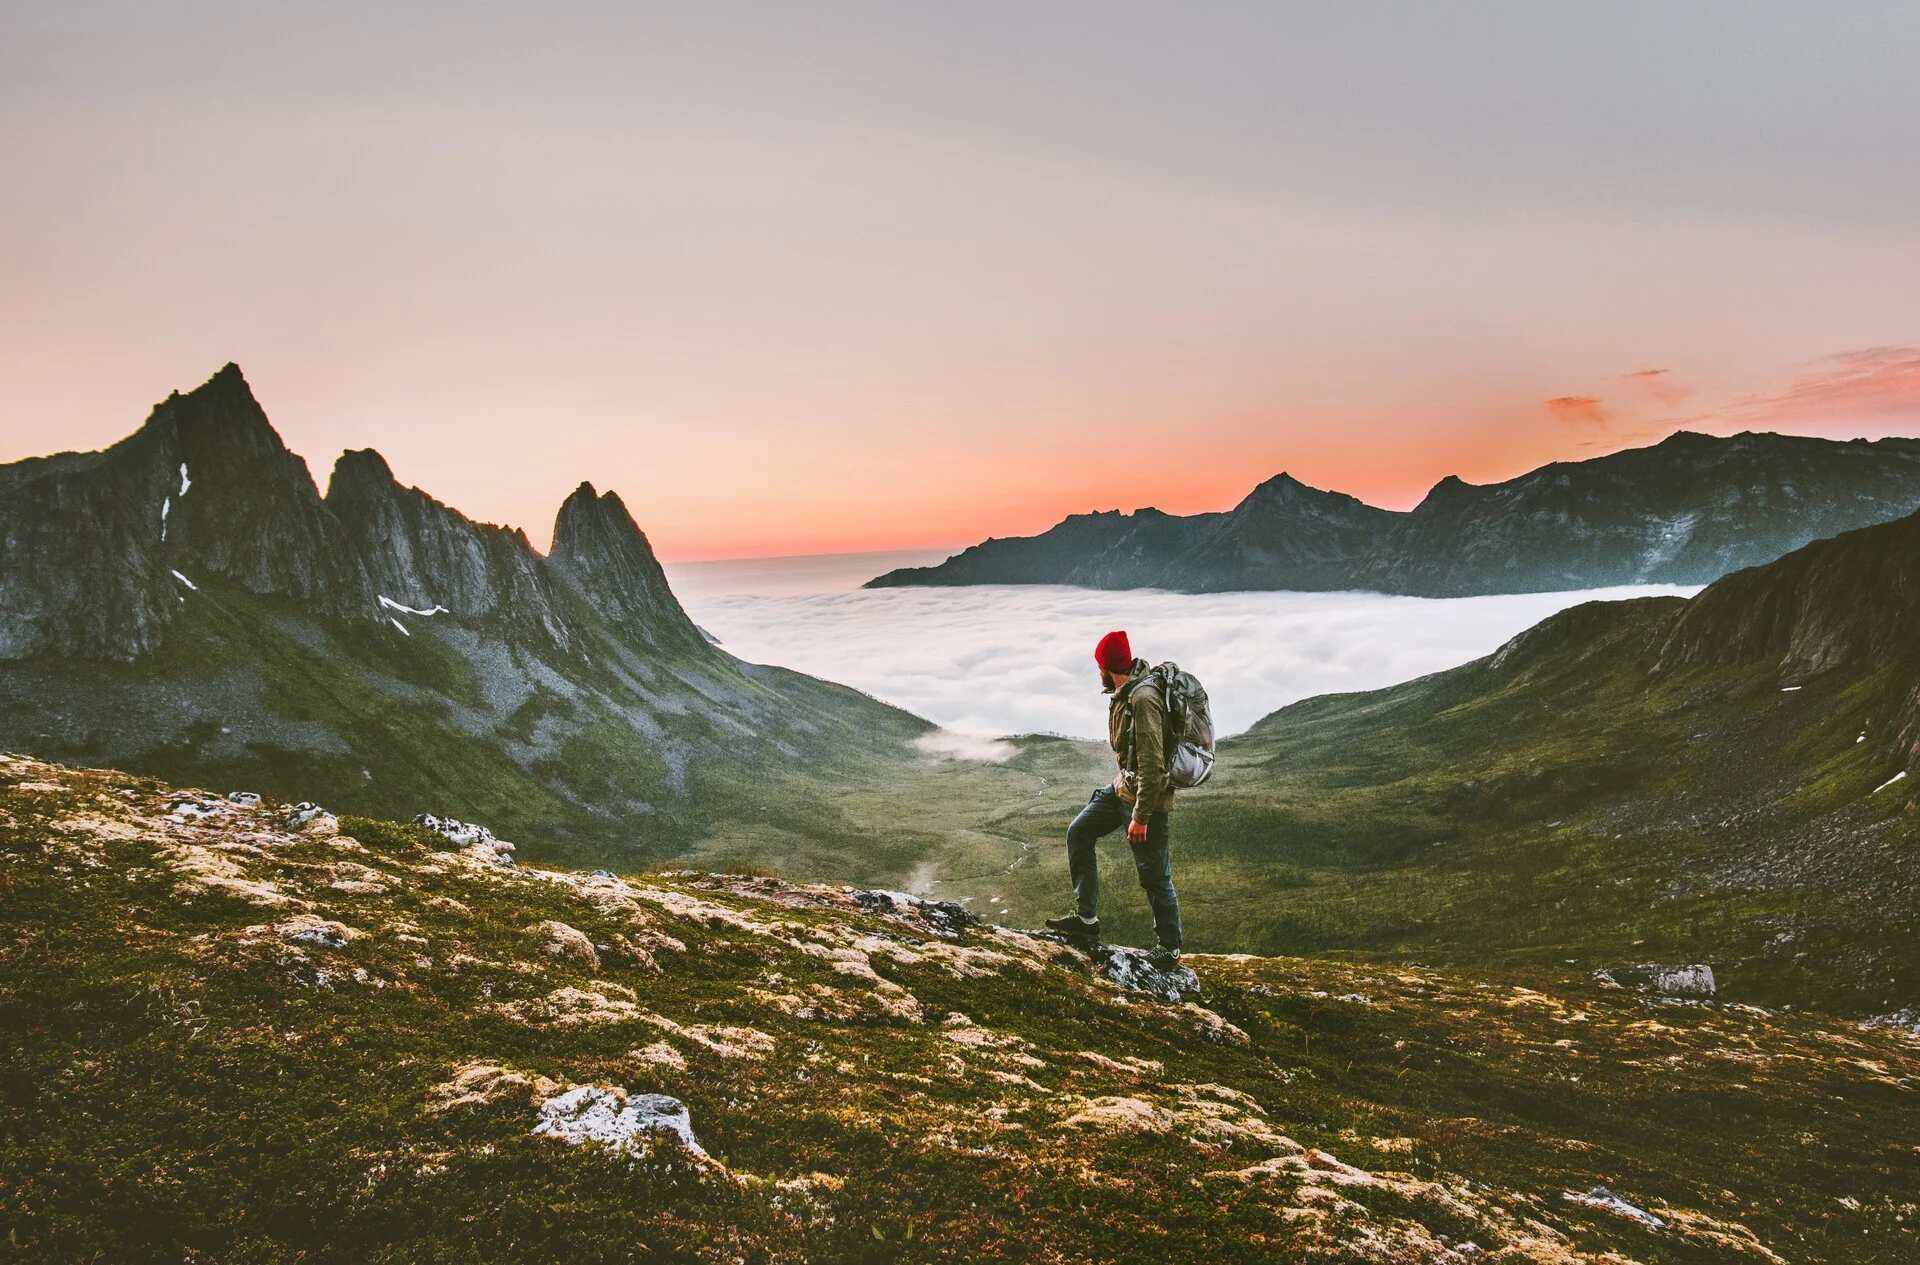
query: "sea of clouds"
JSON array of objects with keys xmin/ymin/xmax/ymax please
[{"xmin": 666, "ymin": 550, "xmax": 1696, "ymax": 746}]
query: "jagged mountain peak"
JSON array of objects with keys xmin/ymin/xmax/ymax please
[
  {"xmin": 549, "ymin": 482, "xmax": 702, "ymax": 650},
  {"xmin": 0, "ymin": 362, "xmax": 377, "ymax": 660},
  {"xmin": 324, "ymin": 446, "xmax": 571, "ymax": 644},
  {"xmin": 329, "ymin": 445, "xmax": 398, "ymax": 487}
]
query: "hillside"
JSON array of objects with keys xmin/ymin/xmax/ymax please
[
  {"xmin": 1154, "ymin": 504, "xmax": 1920, "ymax": 1015},
  {"xmin": 6, "ymin": 753, "xmax": 1916, "ymax": 1262},
  {"xmin": 0, "ymin": 365, "xmax": 929, "ymax": 866},
  {"xmin": 790, "ymin": 505, "xmax": 1920, "ymax": 1026},
  {"xmin": 866, "ymin": 432, "xmax": 1920, "ymax": 595}
]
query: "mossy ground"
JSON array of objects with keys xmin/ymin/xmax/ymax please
[{"xmin": 4, "ymin": 755, "xmax": 1916, "ymax": 1262}]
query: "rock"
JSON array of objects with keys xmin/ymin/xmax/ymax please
[
  {"xmin": 850, "ymin": 888, "xmax": 981, "ymax": 939},
  {"xmin": 1087, "ymin": 943, "xmax": 1200, "ymax": 1002},
  {"xmin": 225, "ymin": 791, "xmax": 261, "ymax": 807},
  {"xmin": 416, "ymin": 813, "xmax": 515, "ymax": 863},
  {"xmin": 1058, "ymin": 1096, "xmax": 1174, "ymax": 1134},
  {"xmin": 1563, "ymin": 1186, "xmax": 1666, "ymax": 1229},
  {"xmin": 276, "ymin": 914, "xmax": 360, "ymax": 948},
  {"xmin": 1594, "ymin": 963, "xmax": 1716, "ymax": 997},
  {"xmin": 630, "ymin": 1042, "xmax": 687, "ymax": 1071},
  {"xmin": 527, "ymin": 920, "xmax": 599, "ymax": 969},
  {"xmin": 285, "ymin": 802, "xmax": 336, "ymax": 834},
  {"xmin": 428, "ymin": 1062, "xmax": 558, "ymax": 1113},
  {"xmin": 532, "ymin": 1086, "xmax": 704, "ymax": 1155},
  {"xmin": 495, "ymin": 985, "xmax": 640, "ymax": 1028},
  {"xmin": 1181, "ymin": 1002, "xmax": 1251, "ymax": 1045}
]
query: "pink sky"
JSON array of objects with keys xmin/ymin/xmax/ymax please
[{"xmin": 4, "ymin": 7, "xmax": 1919, "ymax": 559}]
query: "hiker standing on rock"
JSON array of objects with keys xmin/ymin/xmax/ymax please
[{"xmin": 1047, "ymin": 630, "xmax": 1186, "ymax": 969}]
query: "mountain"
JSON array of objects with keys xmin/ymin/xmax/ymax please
[
  {"xmin": 8, "ymin": 753, "xmax": 1912, "ymax": 1261},
  {"xmin": 1359, "ymin": 429, "xmax": 1920, "ymax": 595},
  {"xmin": 1152, "ymin": 502, "xmax": 1920, "ymax": 1013},
  {"xmin": 0, "ymin": 365, "xmax": 929, "ymax": 863},
  {"xmin": 866, "ymin": 473, "xmax": 1398, "ymax": 591},
  {"xmin": 866, "ymin": 432, "xmax": 1920, "ymax": 594}
]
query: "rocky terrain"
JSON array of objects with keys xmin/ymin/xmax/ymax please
[
  {"xmin": 0, "ymin": 365, "xmax": 929, "ymax": 860},
  {"xmin": 5, "ymin": 753, "xmax": 1916, "ymax": 1262},
  {"xmin": 866, "ymin": 432, "xmax": 1920, "ymax": 595}
]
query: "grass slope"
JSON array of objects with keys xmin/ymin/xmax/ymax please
[
  {"xmin": 1174, "ymin": 598, "xmax": 1920, "ymax": 1014},
  {"xmin": 4, "ymin": 754, "xmax": 1917, "ymax": 1262}
]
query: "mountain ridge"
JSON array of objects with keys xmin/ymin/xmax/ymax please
[
  {"xmin": 867, "ymin": 430, "xmax": 1920, "ymax": 595},
  {"xmin": 0, "ymin": 365, "xmax": 931, "ymax": 859}
]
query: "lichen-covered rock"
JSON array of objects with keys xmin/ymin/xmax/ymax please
[
  {"xmin": 428, "ymin": 1063, "xmax": 559, "ymax": 1113},
  {"xmin": 1594, "ymin": 963, "xmax": 1716, "ymax": 997},
  {"xmin": 527, "ymin": 920, "xmax": 598, "ymax": 969},
  {"xmin": 1058, "ymin": 1096, "xmax": 1173, "ymax": 1134},
  {"xmin": 532, "ymin": 1086, "xmax": 703, "ymax": 1156}
]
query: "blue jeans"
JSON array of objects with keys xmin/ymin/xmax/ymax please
[{"xmin": 1067, "ymin": 785, "xmax": 1182, "ymax": 949}]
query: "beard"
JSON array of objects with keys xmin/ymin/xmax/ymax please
[{"xmin": 1100, "ymin": 669, "xmax": 1117, "ymax": 694}]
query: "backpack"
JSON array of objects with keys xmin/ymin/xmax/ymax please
[{"xmin": 1128, "ymin": 661, "xmax": 1216, "ymax": 790}]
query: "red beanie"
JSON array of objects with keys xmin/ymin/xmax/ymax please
[{"xmin": 1094, "ymin": 630, "xmax": 1132, "ymax": 673}]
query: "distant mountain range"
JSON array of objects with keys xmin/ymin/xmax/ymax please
[
  {"xmin": 0, "ymin": 365, "xmax": 927, "ymax": 861},
  {"xmin": 866, "ymin": 431, "xmax": 1920, "ymax": 595}
]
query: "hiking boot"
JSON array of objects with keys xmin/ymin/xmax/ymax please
[
  {"xmin": 1044, "ymin": 913, "xmax": 1100, "ymax": 940},
  {"xmin": 1147, "ymin": 946, "xmax": 1182, "ymax": 972}
]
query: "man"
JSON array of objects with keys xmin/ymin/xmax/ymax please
[{"xmin": 1045, "ymin": 630, "xmax": 1183, "ymax": 968}]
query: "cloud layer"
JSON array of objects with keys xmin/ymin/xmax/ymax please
[{"xmin": 667, "ymin": 567, "xmax": 1696, "ymax": 741}]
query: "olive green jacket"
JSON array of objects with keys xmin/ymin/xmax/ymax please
[{"xmin": 1108, "ymin": 657, "xmax": 1174, "ymax": 823}]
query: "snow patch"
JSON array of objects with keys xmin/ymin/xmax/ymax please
[
  {"xmin": 170, "ymin": 569, "xmax": 197, "ymax": 591},
  {"xmin": 1780, "ymin": 686, "xmax": 1802, "ymax": 692},
  {"xmin": 1873, "ymin": 771, "xmax": 1907, "ymax": 794},
  {"xmin": 388, "ymin": 617, "xmax": 411, "ymax": 636},
  {"xmin": 379, "ymin": 594, "xmax": 449, "ymax": 617},
  {"xmin": 532, "ymin": 1086, "xmax": 704, "ymax": 1155},
  {"xmin": 178, "ymin": 463, "xmax": 191, "ymax": 496},
  {"xmin": 160, "ymin": 496, "xmax": 170, "ymax": 541}
]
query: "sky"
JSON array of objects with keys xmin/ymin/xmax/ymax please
[
  {"xmin": 4, "ymin": 2, "xmax": 1920, "ymax": 559},
  {"xmin": 663, "ymin": 553, "xmax": 1697, "ymax": 740}
]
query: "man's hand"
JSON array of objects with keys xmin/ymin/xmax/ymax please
[{"xmin": 1127, "ymin": 819, "xmax": 1148, "ymax": 845}]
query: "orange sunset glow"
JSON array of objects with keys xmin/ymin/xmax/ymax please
[{"xmin": 4, "ymin": 6, "xmax": 1919, "ymax": 559}]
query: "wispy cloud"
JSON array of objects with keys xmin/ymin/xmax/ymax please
[
  {"xmin": 674, "ymin": 577, "xmax": 1698, "ymax": 741},
  {"xmin": 1545, "ymin": 395, "xmax": 1607, "ymax": 427},
  {"xmin": 1713, "ymin": 346, "xmax": 1920, "ymax": 436},
  {"xmin": 1623, "ymin": 368, "xmax": 1690, "ymax": 406}
]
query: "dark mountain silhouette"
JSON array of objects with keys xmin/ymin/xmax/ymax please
[
  {"xmin": 867, "ymin": 431, "xmax": 1920, "ymax": 595},
  {"xmin": 867, "ymin": 473, "xmax": 1397, "ymax": 591}
]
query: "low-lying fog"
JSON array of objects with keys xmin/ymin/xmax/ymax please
[{"xmin": 666, "ymin": 550, "xmax": 1697, "ymax": 745}]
